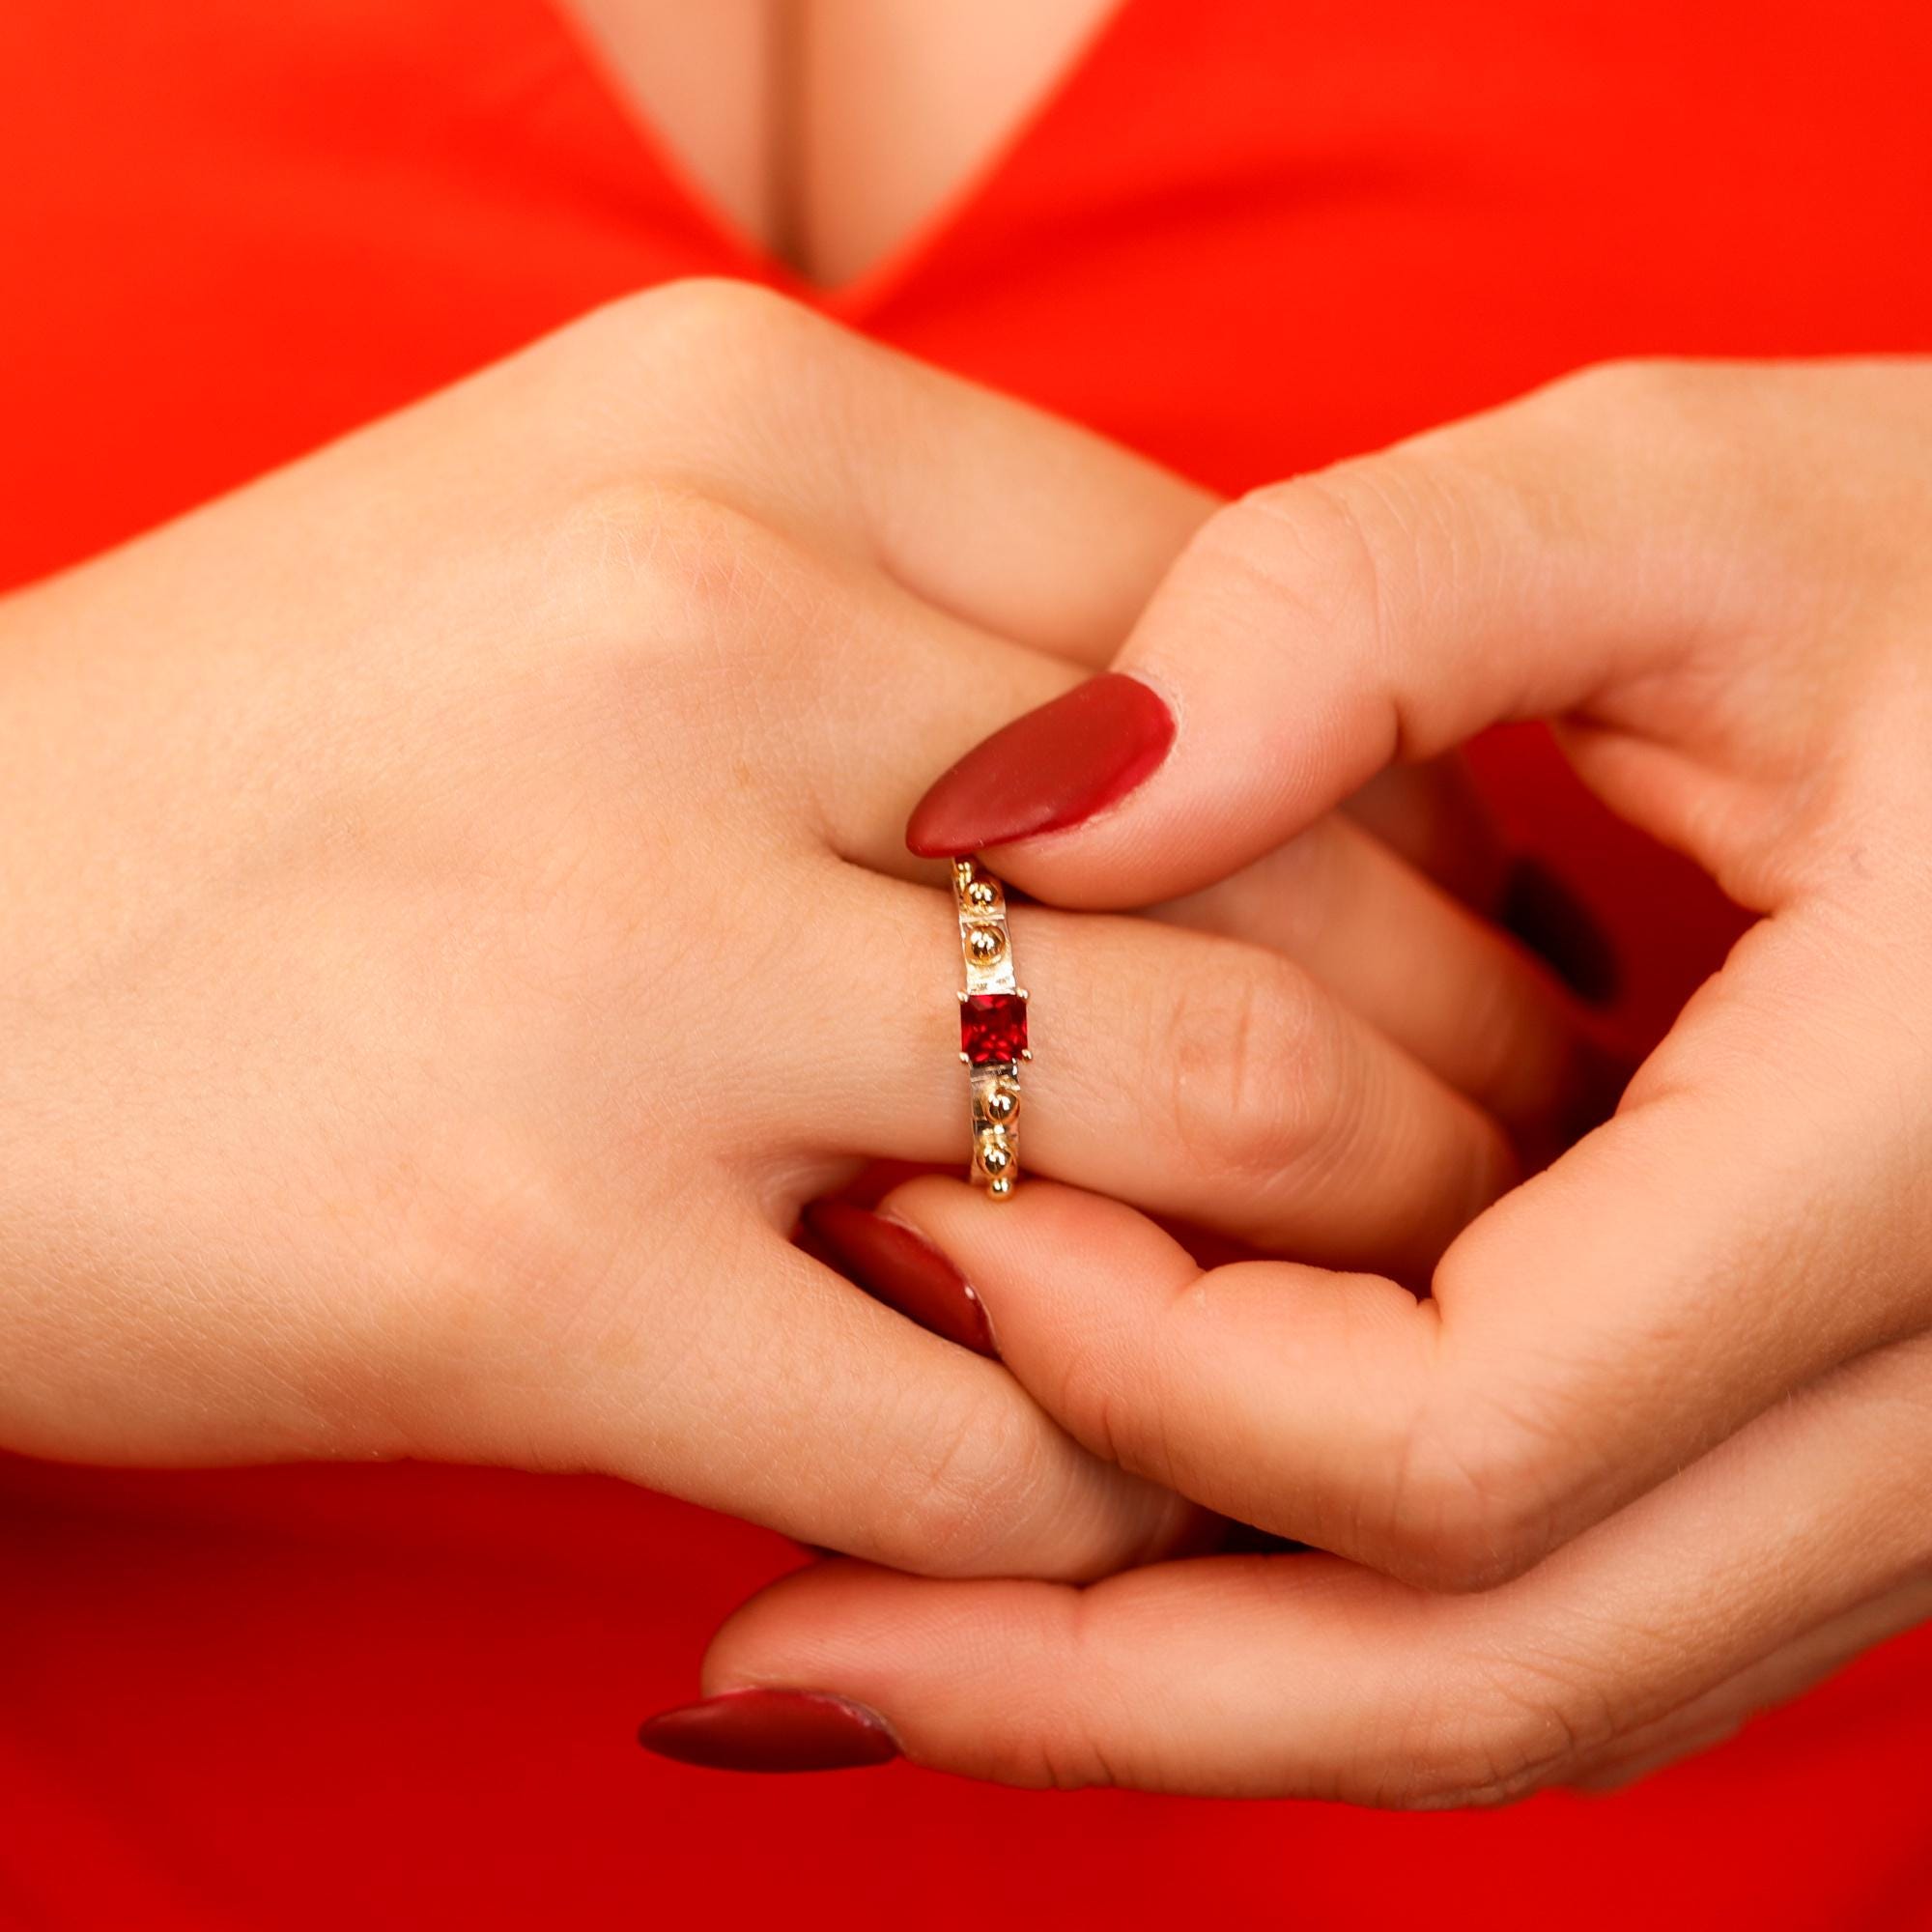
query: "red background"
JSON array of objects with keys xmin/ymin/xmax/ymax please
[{"xmin": 3, "ymin": 2, "xmax": 1930, "ymax": 1923}]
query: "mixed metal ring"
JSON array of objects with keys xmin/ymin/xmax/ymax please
[{"xmin": 952, "ymin": 858, "xmax": 1029, "ymax": 1200}]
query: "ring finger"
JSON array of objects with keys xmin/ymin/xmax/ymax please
[{"xmin": 779, "ymin": 862, "xmax": 1517, "ymax": 1278}]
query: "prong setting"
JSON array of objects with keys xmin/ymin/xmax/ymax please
[{"xmin": 952, "ymin": 858, "xmax": 1027, "ymax": 1201}]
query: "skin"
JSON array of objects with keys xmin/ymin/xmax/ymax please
[
  {"xmin": 0, "ymin": 283, "xmax": 1587, "ymax": 1587},
  {"xmin": 562, "ymin": 0, "xmax": 1122, "ymax": 287},
  {"xmin": 692, "ymin": 356, "xmax": 1932, "ymax": 1800}
]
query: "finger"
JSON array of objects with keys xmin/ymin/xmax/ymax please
[
  {"xmin": 782, "ymin": 867, "xmax": 1517, "ymax": 1278},
  {"xmin": 849, "ymin": 920, "xmax": 1932, "ymax": 1589},
  {"xmin": 790, "ymin": 567, "xmax": 1604, "ymax": 1140},
  {"xmin": 1152, "ymin": 815, "xmax": 1616, "ymax": 1139},
  {"xmin": 845, "ymin": 1174, "xmax": 1441, "ymax": 1556},
  {"xmin": 505, "ymin": 1208, "xmax": 1193, "ymax": 1581},
  {"xmin": 668, "ymin": 1333, "xmax": 1932, "ymax": 1799},
  {"xmin": 902, "ymin": 363, "xmax": 1756, "ymax": 903},
  {"xmin": 1568, "ymin": 1577, "xmax": 1932, "ymax": 1791},
  {"xmin": 606, "ymin": 283, "xmax": 1214, "ymax": 660}
]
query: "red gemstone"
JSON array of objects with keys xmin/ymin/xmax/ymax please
[{"xmin": 960, "ymin": 992, "xmax": 1028, "ymax": 1065}]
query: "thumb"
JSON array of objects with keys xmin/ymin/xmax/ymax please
[{"xmin": 905, "ymin": 364, "xmax": 1736, "ymax": 907}]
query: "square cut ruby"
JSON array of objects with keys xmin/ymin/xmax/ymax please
[{"xmin": 960, "ymin": 992, "xmax": 1028, "ymax": 1065}]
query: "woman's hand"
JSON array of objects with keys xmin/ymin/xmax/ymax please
[
  {"xmin": 0, "ymin": 283, "xmax": 1590, "ymax": 1580},
  {"xmin": 662, "ymin": 357, "xmax": 1932, "ymax": 1793}
]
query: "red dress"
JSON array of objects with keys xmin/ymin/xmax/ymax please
[{"xmin": 4, "ymin": 4, "xmax": 1930, "ymax": 1924}]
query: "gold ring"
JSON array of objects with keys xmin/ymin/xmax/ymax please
[{"xmin": 952, "ymin": 858, "xmax": 1029, "ymax": 1200}]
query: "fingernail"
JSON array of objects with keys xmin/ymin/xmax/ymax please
[
  {"xmin": 638, "ymin": 1690, "xmax": 900, "ymax": 1774},
  {"xmin": 905, "ymin": 673, "xmax": 1176, "ymax": 859},
  {"xmin": 803, "ymin": 1201, "xmax": 997, "ymax": 1359},
  {"xmin": 1500, "ymin": 857, "xmax": 1621, "ymax": 1005}
]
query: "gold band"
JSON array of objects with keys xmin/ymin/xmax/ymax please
[{"xmin": 952, "ymin": 858, "xmax": 1029, "ymax": 1200}]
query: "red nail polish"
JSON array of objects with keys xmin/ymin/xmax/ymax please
[
  {"xmin": 906, "ymin": 673, "xmax": 1176, "ymax": 859},
  {"xmin": 803, "ymin": 1201, "xmax": 997, "ymax": 1359},
  {"xmin": 638, "ymin": 1690, "xmax": 899, "ymax": 1774}
]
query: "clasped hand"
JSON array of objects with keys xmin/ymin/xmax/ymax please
[{"xmin": 4, "ymin": 284, "xmax": 1926, "ymax": 1802}]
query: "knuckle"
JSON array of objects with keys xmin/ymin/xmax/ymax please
[
  {"xmin": 1534, "ymin": 355, "xmax": 1723, "ymax": 437},
  {"xmin": 1153, "ymin": 959, "xmax": 1345, "ymax": 1188},
  {"xmin": 994, "ymin": 1707, "xmax": 1127, "ymax": 1793},
  {"xmin": 1198, "ymin": 461, "xmax": 1475, "ymax": 769},
  {"xmin": 543, "ymin": 281, "xmax": 834, "ymax": 455},
  {"xmin": 1195, "ymin": 469, "xmax": 1417, "ymax": 647},
  {"xmin": 592, "ymin": 276, "xmax": 820, "ymax": 366},
  {"xmin": 1381, "ymin": 1675, "xmax": 1591, "ymax": 1809},
  {"xmin": 883, "ymin": 1397, "xmax": 1063, "ymax": 1577},
  {"xmin": 1037, "ymin": 1328, "xmax": 1186, "ymax": 1518},
  {"xmin": 984, "ymin": 1595, "xmax": 1131, "ymax": 1792},
  {"xmin": 552, "ymin": 480, "xmax": 800, "ymax": 652},
  {"xmin": 1025, "ymin": 1739, "xmax": 1122, "ymax": 1793},
  {"xmin": 1382, "ymin": 1381, "xmax": 1565, "ymax": 1592}
]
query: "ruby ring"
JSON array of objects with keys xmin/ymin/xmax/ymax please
[{"xmin": 951, "ymin": 858, "xmax": 1029, "ymax": 1200}]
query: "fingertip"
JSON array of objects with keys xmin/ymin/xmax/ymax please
[{"xmin": 696, "ymin": 1558, "xmax": 979, "ymax": 1710}]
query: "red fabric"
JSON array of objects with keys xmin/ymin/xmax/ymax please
[{"xmin": 3, "ymin": 2, "xmax": 1931, "ymax": 1923}]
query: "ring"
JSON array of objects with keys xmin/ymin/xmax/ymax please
[{"xmin": 952, "ymin": 857, "xmax": 1029, "ymax": 1200}]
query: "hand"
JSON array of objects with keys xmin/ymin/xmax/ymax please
[
  {"xmin": 661, "ymin": 357, "xmax": 1932, "ymax": 1795},
  {"xmin": 0, "ymin": 283, "xmax": 1591, "ymax": 1581}
]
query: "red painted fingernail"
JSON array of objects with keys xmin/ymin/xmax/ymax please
[
  {"xmin": 906, "ymin": 673, "xmax": 1176, "ymax": 858},
  {"xmin": 803, "ymin": 1201, "xmax": 997, "ymax": 1359},
  {"xmin": 638, "ymin": 1690, "xmax": 900, "ymax": 1773}
]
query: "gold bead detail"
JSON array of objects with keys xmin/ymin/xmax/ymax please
[
  {"xmin": 985, "ymin": 1088, "xmax": 1018, "ymax": 1122},
  {"xmin": 988, "ymin": 1175, "xmax": 1014, "ymax": 1200},
  {"xmin": 966, "ymin": 923, "xmax": 1005, "ymax": 964},
  {"xmin": 965, "ymin": 879, "xmax": 999, "ymax": 910},
  {"xmin": 980, "ymin": 1140, "xmax": 1011, "ymax": 1176}
]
